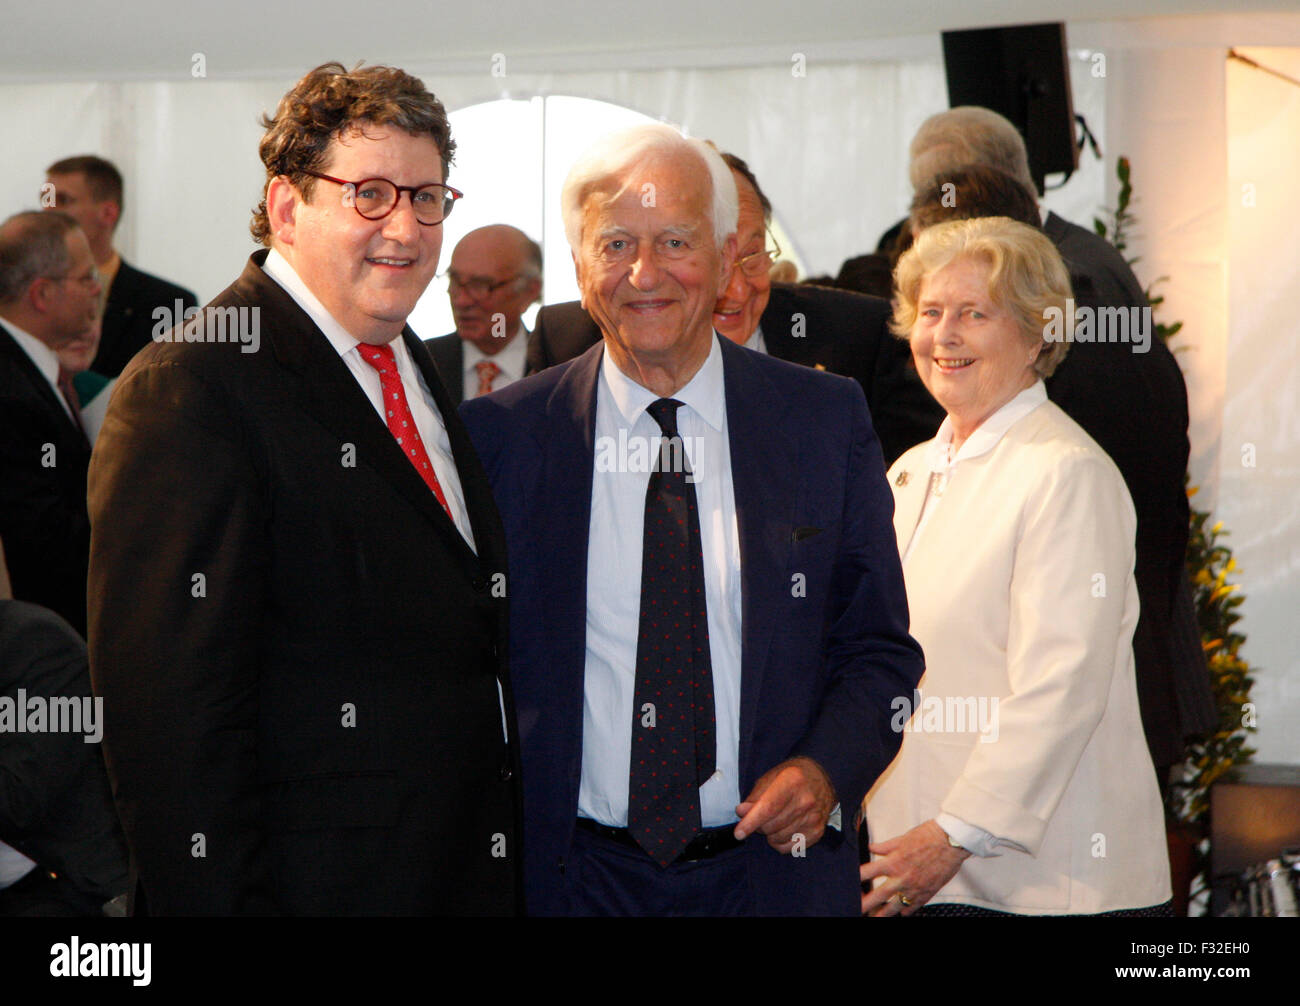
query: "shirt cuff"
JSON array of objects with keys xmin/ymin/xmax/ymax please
[{"xmin": 936, "ymin": 812, "xmax": 1025, "ymax": 858}]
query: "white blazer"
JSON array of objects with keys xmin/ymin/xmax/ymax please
[{"xmin": 866, "ymin": 398, "xmax": 1171, "ymax": 914}]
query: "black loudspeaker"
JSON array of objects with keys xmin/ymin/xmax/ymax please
[{"xmin": 942, "ymin": 22, "xmax": 1078, "ymax": 194}]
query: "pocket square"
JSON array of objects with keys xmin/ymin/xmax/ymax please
[{"xmin": 791, "ymin": 526, "xmax": 823, "ymax": 542}]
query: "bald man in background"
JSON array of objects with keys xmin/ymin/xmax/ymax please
[{"xmin": 425, "ymin": 225, "xmax": 542, "ymax": 406}]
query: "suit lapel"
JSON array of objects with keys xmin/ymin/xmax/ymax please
[
  {"xmin": 238, "ymin": 255, "xmax": 478, "ymax": 566},
  {"xmin": 406, "ymin": 331, "xmax": 499, "ymax": 571},
  {"xmin": 760, "ymin": 285, "xmax": 836, "ymax": 371},
  {"xmin": 426, "ymin": 336, "xmax": 465, "ymax": 409},
  {"xmin": 539, "ymin": 343, "xmax": 602, "ymax": 696},
  {"xmin": 98, "ymin": 260, "xmax": 136, "ymax": 360},
  {"xmin": 719, "ymin": 339, "xmax": 799, "ymax": 784},
  {"xmin": 888, "ymin": 451, "xmax": 929, "ymax": 560},
  {"xmin": 0, "ymin": 324, "xmax": 89, "ymax": 449}
]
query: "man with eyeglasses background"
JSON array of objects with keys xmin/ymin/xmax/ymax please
[
  {"xmin": 528, "ymin": 150, "xmax": 943, "ymax": 465},
  {"xmin": 0, "ymin": 211, "xmax": 99, "ymax": 637},
  {"xmin": 424, "ymin": 225, "xmax": 542, "ymax": 406},
  {"xmin": 87, "ymin": 62, "xmax": 520, "ymax": 916}
]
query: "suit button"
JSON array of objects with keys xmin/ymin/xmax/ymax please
[
  {"xmin": 499, "ymin": 763, "xmax": 513, "ymax": 782},
  {"xmin": 558, "ymin": 856, "xmax": 565, "ymax": 875},
  {"xmin": 471, "ymin": 577, "xmax": 487, "ymax": 592}
]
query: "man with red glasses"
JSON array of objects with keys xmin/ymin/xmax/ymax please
[{"xmin": 88, "ymin": 62, "xmax": 519, "ymax": 916}]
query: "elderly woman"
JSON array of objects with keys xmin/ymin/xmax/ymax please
[{"xmin": 861, "ymin": 217, "xmax": 1171, "ymax": 917}]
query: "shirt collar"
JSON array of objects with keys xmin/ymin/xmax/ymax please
[
  {"xmin": 743, "ymin": 324, "xmax": 767, "ymax": 355},
  {"xmin": 3, "ymin": 319, "xmax": 61, "ymax": 389},
  {"xmin": 600, "ymin": 332, "xmax": 726, "ymax": 434},
  {"xmin": 926, "ymin": 380, "xmax": 1047, "ymax": 473},
  {"xmin": 262, "ymin": 247, "xmax": 366, "ymax": 358},
  {"xmin": 463, "ymin": 325, "xmax": 528, "ymax": 381}
]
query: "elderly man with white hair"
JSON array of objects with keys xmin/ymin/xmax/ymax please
[{"xmin": 461, "ymin": 123, "xmax": 923, "ymax": 916}]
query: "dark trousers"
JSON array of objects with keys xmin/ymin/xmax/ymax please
[{"xmin": 566, "ymin": 825, "xmax": 755, "ymax": 916}]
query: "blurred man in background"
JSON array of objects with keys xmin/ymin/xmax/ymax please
[{"xmin": 425, "ymin": 224, "xmax": 541, "ymax": 405}]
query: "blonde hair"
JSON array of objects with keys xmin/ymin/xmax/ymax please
[{"xmin": 891, "ymin": 216, "xmax": 1072, "ymax": 378}]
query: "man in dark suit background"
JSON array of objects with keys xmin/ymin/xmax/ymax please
[
  {"xmin": 463, "ymin": 124, "xmax": 923, "ymax": 916},
  {"xmin": 0, "ymin": 541, "xmax": 129, "ymax": 916},
  {"xmin": 45, "ymin": 155, "xmax": 197, "ymax": 378},
  {"xmin": 424, "ymin": 224, "xmax": 542, "ymax": 407},
  {"xmin": 527, "ymin": 152, "xmax": 943, "ymax": 465},
  {"xmin": 0, "ymin": 211, "xmax": 99, "ymax": 636},
  {"xmin": 88, "ymin": 62, "xmax": 519, "ymax": 915}
]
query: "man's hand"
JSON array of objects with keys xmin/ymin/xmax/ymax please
[
  {"xmin": 734, "ymin": 756, "xmax": 836, "ymax": 853},
  {"xmin": 858, "ymin": 819, "xmax": 969, "ymax": 916}
]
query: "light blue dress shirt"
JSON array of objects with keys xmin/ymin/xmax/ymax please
[{"xmin": 578, "ymin": 336, "xmax": 744, "ymax": 828}]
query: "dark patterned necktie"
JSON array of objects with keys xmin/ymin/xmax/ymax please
[{"xmin": 627, "ymin": 397, "xmax": 717, "ymax": 867}]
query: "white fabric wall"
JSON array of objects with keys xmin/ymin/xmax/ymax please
[
  {"xmin": 1220, "ymin": 47, "xmax": 1300, "ymax": 765},
  {"xmin": 0, "ymin": 53, "xmax": 1107, "ymax": 322}
]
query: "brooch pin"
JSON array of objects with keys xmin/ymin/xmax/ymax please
[{"xmin": 895, "ymin": 471, "xmax": 909, "ymax": 487}]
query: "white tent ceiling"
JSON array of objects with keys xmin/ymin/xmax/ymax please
[{"xmin": 2, "ymin": 0, "xmax": 1296, "ymax": 82}]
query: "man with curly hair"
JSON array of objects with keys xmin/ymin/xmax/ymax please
[{"xmin": 88, "ymin": 63, "xmax": 519, "ymax": 915}]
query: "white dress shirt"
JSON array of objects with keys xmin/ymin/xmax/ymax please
[
  {"xmin": 0, "ymin": 842, "xmax": 36, "ymax": 888},
  {"xmin": 80, "ymin": 377, "xmax": 117, "ymax": 445},
  {"xmin": 742, "ymin": 325, "xmax": 768, "ymax": 355},
  {"xmin": 262, "ymin": 249, "xmax": 475, "ymax": 551},
  {"xmin": 462, "ymin": 326, "xmax": 528, "ymax": 401},
  {"xmin": 579, "ymin": 335, "xmax": 744, "ymax": 828},
  {"xmin": 4, "ymin": 321, "xmax": 76, "ymax": 424}
]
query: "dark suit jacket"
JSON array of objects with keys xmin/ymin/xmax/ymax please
[
  {"xmin": 0, "ymin": 600, "xmax": 129, "ymax": 910},
  {"xmin": 462, "ymin": 337, "xmax": 925, "ymax": 915},
  {"xmin": 425, "ymin": 330, "xmax": 541, "ymax": 409},
  {"xmin": 1043, "ymin": 211, "xmax": 1147, "ymax": 311},
  {"xmin": 0, "ymin": 324, "xmax": 92, "ymax": 635},
  {"xmin": 1043, "ymin": 263, "xmax": 1207, "ymax": 767},
  {"xmin": 424, "ymin": 332, "xmax": 468, "ymax": 407},
  {"xmin": 88, "ymin": 250, "xmax": 520, "ymax": 915},
  {"xmin": 527, "ymin": 285, "xmax": 944, "ymax": 465},
  {"xmin": 95, "ymin": 259, "xmax": 197, "ymax": 378}
]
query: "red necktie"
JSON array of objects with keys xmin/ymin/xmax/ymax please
[
  {"xmin": 356, "ymin": 342, "xmax": 452, "ymax": 520},
  {"xmin": 474, "ymin": 359, "xmax": 500, "ymax": 397},
  {"xmin": 56, "ymin": 365, "xmax": 86, "ymax": 436}
]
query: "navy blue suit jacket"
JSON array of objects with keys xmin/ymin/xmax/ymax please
[{"xmin": 461, "ymin": 335, "xmax": 924, "ymax": 915}]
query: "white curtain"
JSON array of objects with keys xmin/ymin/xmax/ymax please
[{"xmin": 1220, "ymin": 47, "xmax": 1300, "ymax": 765}]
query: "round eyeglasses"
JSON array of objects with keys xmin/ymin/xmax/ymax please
[
  {"xmin": 735, "ymin": 231, "xmax": 783, "ymax": 278},
  {"xmin": 302, "ymin": 170, "xmax": 463, "ymax": 225}
]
